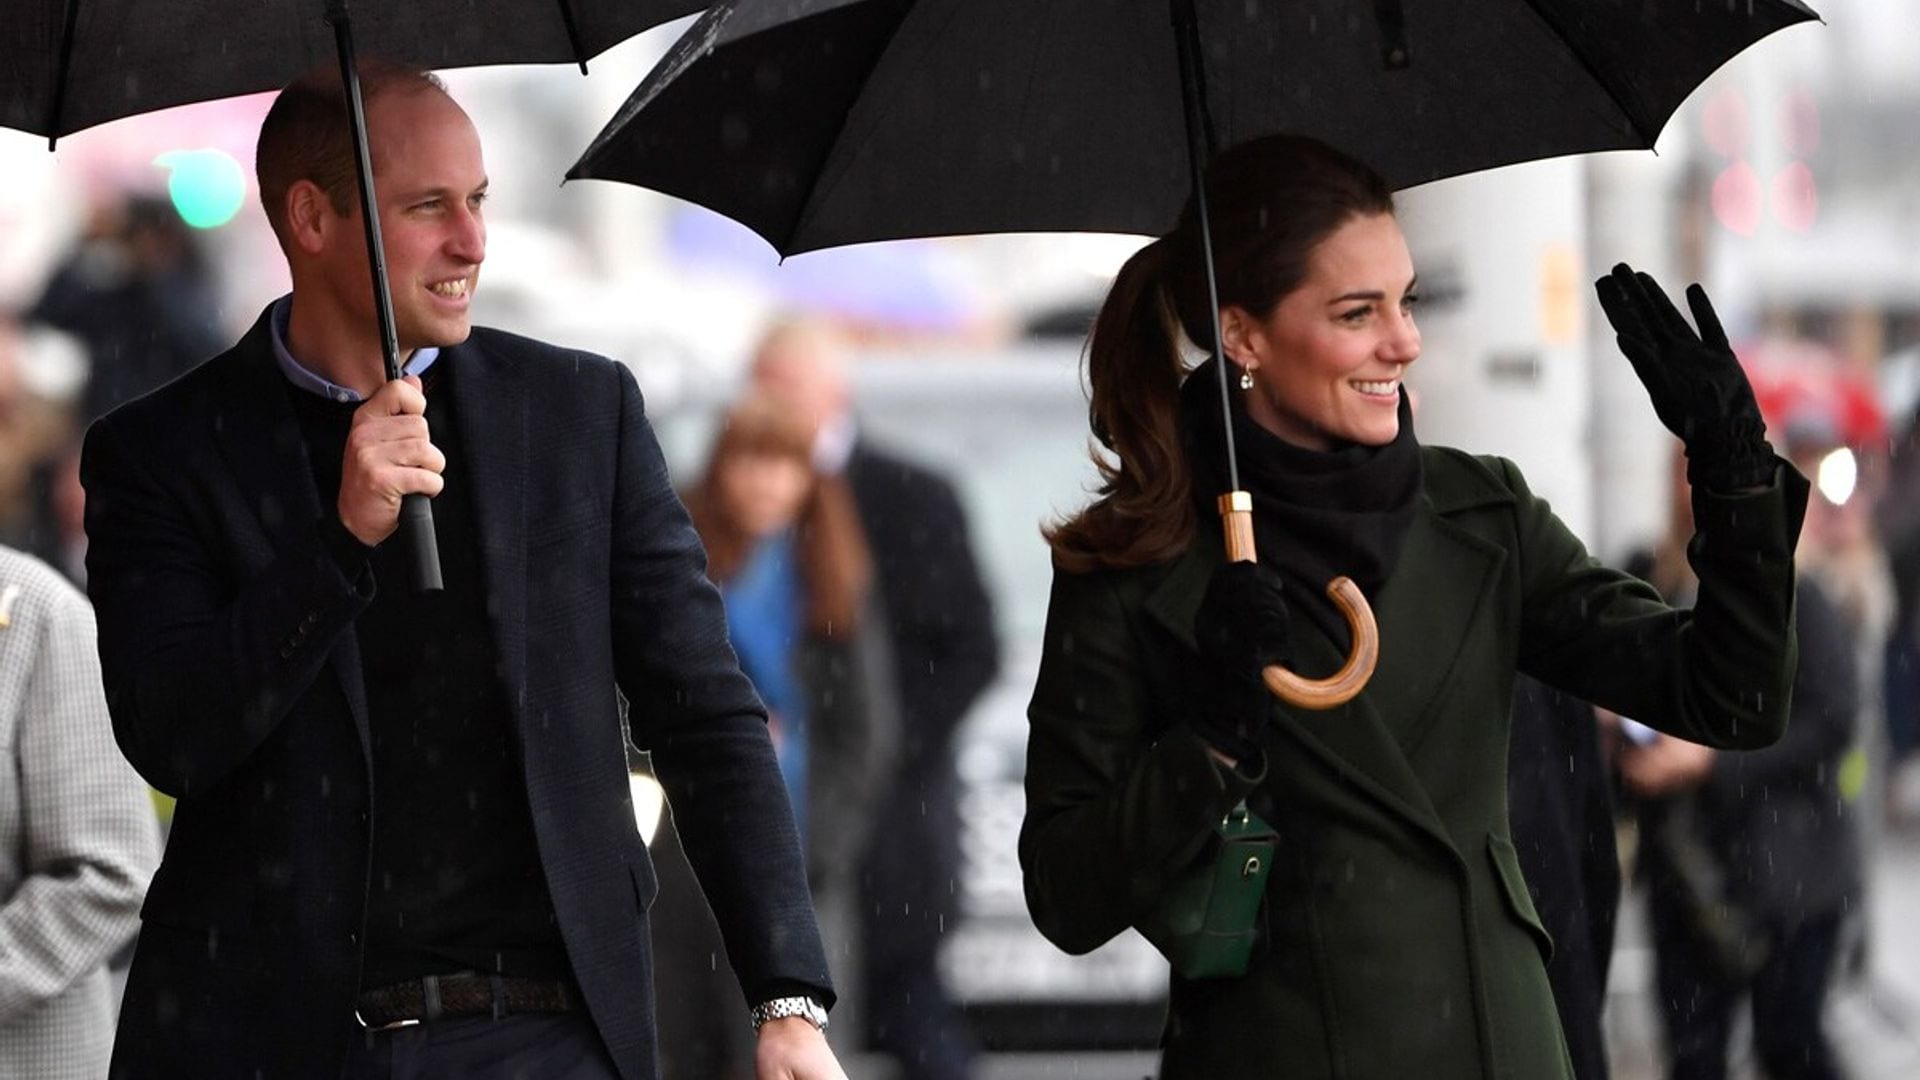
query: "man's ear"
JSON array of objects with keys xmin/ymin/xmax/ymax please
[
  {"xmin": 1218, "ymin": 305, "xmax": 1263, "ymax": 370},
  {"xmin": 285, "ymin": 179, "xmax": 335, "ymax": 257}
]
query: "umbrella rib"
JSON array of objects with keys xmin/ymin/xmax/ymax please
[
  {"xmin": 781, "ymin": 0, "xmax": 951, "ymax": 253},
  {"xmin": 1518, "ymin": 0, "xmax": 1658, "ymax": 145},
  {"xmin": 45, "ymin": 0, "xmax": 82, "ymax": 147},
  {"xmin": 554, "ymin": 0, "xmax": 590, "ymax": 74}
]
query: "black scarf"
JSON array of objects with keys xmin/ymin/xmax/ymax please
[{"xmin": 1180, "ymin": 359, "xmax": 1424, "ymax": 648}]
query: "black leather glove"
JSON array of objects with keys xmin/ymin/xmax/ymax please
[
  {"xmin": 1595, "ymin": 263, "xmax": 1774, "ymax": 493},
  {"xmin": 1192, "ymin": 561, "xmax": 1291, "ymax": 763}
]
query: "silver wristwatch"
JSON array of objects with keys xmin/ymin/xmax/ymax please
[{"xmin": 750, "ymin": 994, "xmax": 829, "ymax": 1032}]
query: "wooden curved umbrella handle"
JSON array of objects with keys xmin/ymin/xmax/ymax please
[{"xmin": 1218, "ymin": 493, "xmax": 1379, "ymax": 711}]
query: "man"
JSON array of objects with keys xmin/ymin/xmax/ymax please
[
  {"xmin": 0, "ymin": 543, "xmax": 158, "ymax": 1078},
  {"xmin": 83, "ymin": 63, "xmax": 844, "ymax": 1080},
  {"xmin": 751, "ymin": 322, "xmax": 999, "ymax": 1080}
]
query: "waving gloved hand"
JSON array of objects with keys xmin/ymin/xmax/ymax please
[
  {"xmin": 1595, "ymin": 263, "xmax": 1774, "ymax": 493},
  {"xmin": 1191, "ymin": 560, "xmax": 1291, "ymax": 764}
]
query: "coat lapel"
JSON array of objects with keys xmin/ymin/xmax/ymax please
[
  {"xmin": 444, "ymin": 337, "xmax": 530, "ymax": 723},
  {"xmin": 210, "ymin": 310, "xmax": 372, "ymax": 761},
  {"xmin": 211, "ymin": 315, "xmax": 320, "ymax": 560},
  {"xmin": 1142, "ymin": 493, "xmax": 1506, "ymax": 850},
  {"xmin": 1357, "ymin": 502, "xmax": 1508, "ymax": 755}
]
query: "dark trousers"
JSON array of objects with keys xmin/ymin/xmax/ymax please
[
  {"xmin": 862, "ymin": 764, "xmax": 976, "ymax": 1080},
  {"xmin": 1649, "ymin": 894, "xmax": 1850, "ymax": 1080},
  {"xmin": 341, "ymin": 1012, "xmax": 620, "ymax": 1080}
]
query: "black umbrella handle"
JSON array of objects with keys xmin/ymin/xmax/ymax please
[
  {"xmin": 399, "ymin": 493, "xmax": 444, "ymax": 591},
  {"xmin": 328, "ymin": 0, "xmax": 444, "ymax": 592}
]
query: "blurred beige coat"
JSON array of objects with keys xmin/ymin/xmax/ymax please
[{"xmin": 0, "ymin": 545, "xmax": 158, "ymax": 1077}]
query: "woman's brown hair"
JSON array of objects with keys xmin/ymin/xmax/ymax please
[
  {"xmin": 1044, "ymin": 135, "xmax": 1396, "ymax": 572},
  {"xmin": 686, "ymin": 394, "xmax": 874, "ymax": 639}
]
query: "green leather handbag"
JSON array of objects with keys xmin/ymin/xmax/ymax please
[{"xmin": 1138, "ymin": 801, "xmax": 1277, "ymax": 979}]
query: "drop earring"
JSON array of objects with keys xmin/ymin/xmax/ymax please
[{"xmin": 1239, "ymin": 367, "xmax": 1255, "ymax": 391}]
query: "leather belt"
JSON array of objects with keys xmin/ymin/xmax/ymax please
[{"xmin": 354, "ymin": 972, "xmax": 575, "ymax": 1031}]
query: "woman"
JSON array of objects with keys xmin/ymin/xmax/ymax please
[
  {"xmin": 1019, "ymin": 135, "xmax": 1808, "ymax": 1079},
  {"xmin": 653, "ymin": 392, "xmax": 897, "ymax": 1079},
  {"xmin": 686, "ymin": 392, "xmax": 892, "ymax": 845}
]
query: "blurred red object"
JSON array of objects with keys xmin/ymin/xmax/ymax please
[{"xmin": 1736, "ymin": 338, "xmax": 1888, "ymax": 450}]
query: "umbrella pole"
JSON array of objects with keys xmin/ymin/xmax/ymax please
[
  {"xmin": 326, "ymin": 0, "xmax": 445, "ymax": 592},
  {"xmin": 1169, "ymin": 0, "xmax": 1249, "ymax": 555},
  {"xmin": 1169, "ymin": 0, "xmax": 1379, "ymax": 710}
]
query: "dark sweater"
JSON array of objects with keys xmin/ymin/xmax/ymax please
[{"xmin": 287, "ymin": 361, "xmax": 567, "ymax": 988}]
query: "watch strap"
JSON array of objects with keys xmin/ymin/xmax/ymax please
[{"xmin": 750, "ymin": 994, "xmax": 828, "ymax": 1032}]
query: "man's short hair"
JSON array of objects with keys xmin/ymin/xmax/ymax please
[{"xmin": 255, "ymin": 61, "xmax": 448, "ymax": 250}]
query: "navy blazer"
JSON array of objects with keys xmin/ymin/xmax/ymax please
[{"xmin": 83, "ymin": 307, "xmax": 830, "ymax": 1079}]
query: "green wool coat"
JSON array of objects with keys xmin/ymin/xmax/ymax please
[{"xmin": 1020, "ymin": 446, "xmax": 1808, "ymax": 1080}]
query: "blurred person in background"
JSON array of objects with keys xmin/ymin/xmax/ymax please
[
  {"xmin": 1623, "ymin": 441, "xmax": 1860, "ymax": 1080},
  {"xmin": 652, "ymin": 389, "xmax": 898, "ymax": 1078},
  {"xmin": 27, "ymin": 194, "xmax": 224, "ymax": 425},
  {"xmin": 1877, "ymin": 403, "xmax": 1920, "ymax": 825},
  {"xmin": 23, "ymin": 194, "xmax": 223, "ymax": 589},
  {"xmin": 1021, "ymin": 134, "xmax": 1805, "ymax": 1079},
  {"xmin": 750, "ymin": 319, "xmax": 999, "ymax": 1080},
  {"xmin": 0, "ymin": 542, "xmax": 160, "ymax": 1078},
  {"xmin": 0, "ymin": 319, "xmax": 73, "ymax": 560}
]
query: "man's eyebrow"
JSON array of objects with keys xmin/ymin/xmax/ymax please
[{"xmin": 394, "ymin": 180, "xmax": 489, "ymax": 201}]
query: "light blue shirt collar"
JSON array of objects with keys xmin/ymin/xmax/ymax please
[{"xmin": 269, "ymin": 296, "xmax": 439, "ymax": 403}]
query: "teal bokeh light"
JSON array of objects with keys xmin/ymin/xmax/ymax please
[{"xmin": 154, "ymin": 149, "xmax": 247, "ymax": 229}]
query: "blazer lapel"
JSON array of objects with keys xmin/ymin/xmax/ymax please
[
  {"xmin": 444, "ymin": 338, "xmax": 530, "ymax": 723},
  {"xmin": 212, "ymin": 316, "xmax": 321, "ymax": 561},
  {"xmin": 210, "ymin": 311, "xmax": 372, "ymax": 761}
]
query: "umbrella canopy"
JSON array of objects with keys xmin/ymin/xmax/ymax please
[
  {"xmin": 568, "ymin": 0, "xmax": 1818, "ymax": 256},
  {"xmin": 7, "ymin": 0, "xmax": 704, "ymax": 143},
  {"xmin": 568, "ymin": 0, "xmax": 1818, "ymax": 706}
]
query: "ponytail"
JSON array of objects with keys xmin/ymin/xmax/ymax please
[{"xmin": 1044, "ymin": 238, "xmax": 1199, "ymax": 572}]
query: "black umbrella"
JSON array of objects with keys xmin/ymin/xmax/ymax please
[
  {"xmin": 568, "ymin": 0, "xmax": 1818, "ymax": 705},
  {"xmin": 8, "ymin": 0, "xmax": 702, "ymax": 589}
]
